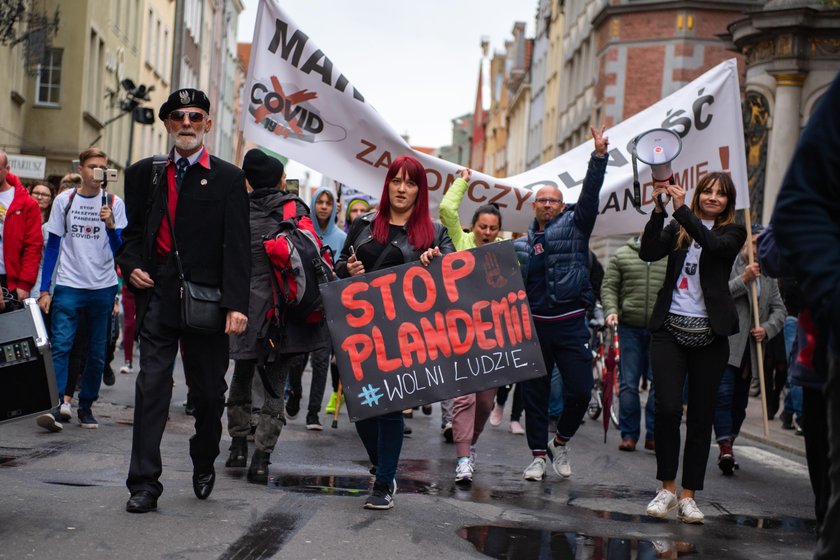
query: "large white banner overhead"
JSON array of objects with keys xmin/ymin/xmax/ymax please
[{"xmin": 242, "ymin": 0, "xmax": 749, "ymax": 236}]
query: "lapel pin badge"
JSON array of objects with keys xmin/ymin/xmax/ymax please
[{"xmin": 200, "ymin": 179, "xmax": 208, "ymax": 186}]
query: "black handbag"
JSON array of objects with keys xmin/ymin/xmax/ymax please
[
  {"xmin": 180, "ymin": 278, "xmax": 225, "ymax": 333},
  {"xmin": 664, "ymin": 313, "xmax": 715, "ymax": 348},
  {"xmin": 159, "ymin": 169, "xmax": 225, "ymax": 334}
]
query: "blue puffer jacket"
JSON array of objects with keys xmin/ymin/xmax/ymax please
[{"xmin": 515, "ymin": 152, "xmax": 608, "ymax": 308}]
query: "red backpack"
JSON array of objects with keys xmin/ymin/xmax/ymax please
[{"xmin": 262, "ymin": 197, "xmax": 335, "ymax": 325}]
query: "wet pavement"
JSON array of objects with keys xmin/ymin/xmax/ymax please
[{"xmin": 0, "ymin": 356, "xmax": 819, "ymax": 559}]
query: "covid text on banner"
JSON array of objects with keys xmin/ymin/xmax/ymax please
[{"xmin": 321, "ymin": 241, "xmax": 547, "ymax": 421}]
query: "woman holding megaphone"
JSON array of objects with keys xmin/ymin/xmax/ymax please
[{"xmin": 639, "ymin": 172, "xmax": 745, "ymax": 524}]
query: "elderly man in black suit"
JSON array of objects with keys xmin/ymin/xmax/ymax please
[{"xmin": 117, "ymin": 88, "xmax": 250, "ymax": 513}]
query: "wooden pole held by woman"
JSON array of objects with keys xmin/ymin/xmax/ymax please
[{"xmin": 743, "ymin": 210, "xmax": 770, "ymax": 437}]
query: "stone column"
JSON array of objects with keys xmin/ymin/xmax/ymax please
[{"xmin": 763, "ymin": 71, "xmax": 806, "ymax": 224}]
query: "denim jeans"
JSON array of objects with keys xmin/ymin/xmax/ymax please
[
  {"xmin": 548, "ymin": 365, "xmax": 563, "ymax": 418},
  {"xmin": 713, "ymin": 364, "xmax": 750, "ymax": 442},
  {"xmin": 355, "ymin": 411, "xmax": 405, "ymax": 486},
  {"xmin": 50, "ymin": 284, "xmax": 118, "ymax": 408},
  {"xmin": 617, "ymin": 324, "xmax": 655, "ymax": 442},
  {"xmin": 783, "ymin": 316, "xmax": 803, "ymax": 418}
]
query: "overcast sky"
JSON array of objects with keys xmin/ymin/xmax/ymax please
[{"xmin": 237, "ymin": 0, "xmax": 535, "ymax": 149}]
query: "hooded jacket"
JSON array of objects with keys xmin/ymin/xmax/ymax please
[
  {"xmin": 310, "ymin": 188, "xmax": 346, "ymax": 258},
  {"xmin": 601, "ymin": 237, "xmax": 667, "ymax": 329},
  {"xmin": 2, "ymin": 173, "xmax": 44, "ymax": 293}
]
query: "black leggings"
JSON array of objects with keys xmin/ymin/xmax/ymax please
[
  {"xmin": 651, "ymin": 329, "xmax": 728, "ymax": 491},
  {"xmin": 495, "ymin": 384, "xmax": 524, "ymax": 422}
]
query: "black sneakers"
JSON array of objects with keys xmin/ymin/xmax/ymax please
[
  {"xmin": 364, "ymin": 479, "xmax": 396, "ymax": 510},
  {"xmin": 78, "ymin": 408, "xmax": 99, "ymax": 429},
  {"xmin": 36, "ymin": 409, "xmax": 63, "ymax": 432}
]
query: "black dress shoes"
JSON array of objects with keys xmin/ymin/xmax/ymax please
[
  {"xmin": 193, "ymin": 468, "xmax": 216, "ymax": 500},
  {"xmin": 126, "ymin": 491, "xmax": 158, "ymax": 513}
]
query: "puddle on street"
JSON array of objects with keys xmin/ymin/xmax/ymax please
[
  {"xmin": 458, "ymin": 525, "xmax": 696, "ymax": 559},
  {"xmin": 265, "ymin": 474, "xmax": 436, "ymax": 496},
  {"xmin": 589, "ymin": 509, "xmax": 667, "ymax": 525},
  {"xmin": 721, "ymin": 514, "xmax": 817, "ymax": 532}
]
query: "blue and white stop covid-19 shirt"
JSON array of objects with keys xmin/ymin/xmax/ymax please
[{"xmin": 45, "ymin": 189, "xmax": 127, "ymax": 290}]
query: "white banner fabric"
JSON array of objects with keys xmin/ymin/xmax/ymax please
[{"xmin": 242, "ymin": 0, "xmax": 749, "ymax": 236}]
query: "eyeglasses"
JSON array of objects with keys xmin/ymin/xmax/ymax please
[
  {"xmin": 535, "ymin": 197, "xmax": 562, "ymax": 205},
  {"xmin": 31, "ymin": 191, "xmax": 52, "ymax": 198},
  {"xmin": 168, "ymin": 110, "xmax": 205, "ymax": 122}
]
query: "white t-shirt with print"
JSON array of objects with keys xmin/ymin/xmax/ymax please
[
  {"xmin": 669, "ymin": 219, "xmax": 715, "ymax": 318},
  {"xmin": 0, "ymin": 188, "xmax": 14, "ymax": 274},
  {"xmin": 45, "ymin": 189, "xmax": 127, "ymax": 290}
]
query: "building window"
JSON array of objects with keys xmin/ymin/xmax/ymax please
[
  {"xmin": 36, "ymin": 48, "xmax": 63, "ymax": 106},
  {"xmin": 146, "ymin": 9, "xmax": 154, "ymax": 65}
]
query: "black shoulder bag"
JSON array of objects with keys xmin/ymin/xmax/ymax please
[{"xmin": 158, "ymin": 161, "xmax": 225, "ymax": 333}]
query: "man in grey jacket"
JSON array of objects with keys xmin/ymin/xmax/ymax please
[
  {"xmin": 712, "ymin": 224, "xmax": 786, "ymax": 475},
  {"xmin": 602, "ymin": 236, "xmax": 666, "ymax": 452}
]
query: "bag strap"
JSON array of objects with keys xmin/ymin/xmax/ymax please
[
  {"xmin": 62, "ymin": 189, "xmax": 76, "ymax": 233},
  {"xmin": 282, "ymin": 199, "xmax": 297, "ymax": 221}
]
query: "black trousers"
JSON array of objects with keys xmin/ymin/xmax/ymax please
[
  {"xmin": 803, "ymin": 387, "xmax": 829, "ymax": 533},
  {"xmin": 651, "ymin": 329, "xmax": 728, "ymax": 491},
  {"xmin": 126, "ymin": 263, "xmax": 229, "ymax": 498},
  {"xmin": 815, "ymin": 338, "xmax": 840, "ymax": 559}
]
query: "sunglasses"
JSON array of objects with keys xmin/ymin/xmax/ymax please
[{"xmin": 168, "ymin": 110, "xmax": 205, "ymax": 122}]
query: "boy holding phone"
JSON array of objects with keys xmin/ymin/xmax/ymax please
[{"xmin": 36, "ymin": 147, "xmax": 127, "ymax": 432}]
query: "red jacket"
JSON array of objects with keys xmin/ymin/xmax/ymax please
[{"xmin": 3, "ymin": 173, "xmax": 43, "ymax": 293}]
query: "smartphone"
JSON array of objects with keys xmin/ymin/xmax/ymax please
[
  {"xmin": 285, "ymin": 178, "xmax": 299, "ymax": 193},
  {"xmin": 93, "ymin": 168, "xmax": 118, "ymax": 183}
]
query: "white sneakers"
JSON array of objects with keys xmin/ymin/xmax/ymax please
[
  {"xmin": 547, "ymin": 438, "xmax": 571, "ymax": 478},
  {"xmin": 523, "ymin": 439, "xmax": 571, "ymax": 481},
  {"xmin": 646, "ymin": 488, "xmax": 678, "ymax": 518},
  {"xmin": 646, "ymin": 489, "xmax": 704, "ymax": 524},
  {"xmin": 677, "ymin": 497, "xmax": 705, "ymax": 524},
  {"xmin": 489, "ymin": 403, "xmax": 504, "ymax": 427},
  {"xmin": 59, "ymin": 402, "xmax": 72, "ymax": 422},
  {"xmin": 509, "ymin": 421, "xmax": 525, "ymax": 435},
  {"xmin": 455, "ymin": 459, "xmax": 474, "ymax": 484},
  {"xmin": 523, "ymin": 457, "xmax": 547, "ymax": 481}
]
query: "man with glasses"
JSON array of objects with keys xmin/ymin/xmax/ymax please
[
  {"xmin": 117, "ymin": 88, "xmax": 249, "ymax": 513},
  {"xmin": 36, "ymin": 147, "xmax": 126, "ymax": 432},
  {"xmin": 0, "ymin": 151, "xmax": 43, "ymax": 308},
  {"xmin": 514, "ymin": 126, "xmax": 609, "ymax": 481}
]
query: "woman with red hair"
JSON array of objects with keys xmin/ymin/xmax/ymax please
[{"xmin": 335, "ymin": 155, "xmax": 454, "ymax": 510}]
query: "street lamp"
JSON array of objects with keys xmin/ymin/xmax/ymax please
[{"xmin": 119, "ymin": 80, "xmax": 156, "ymax": 168}]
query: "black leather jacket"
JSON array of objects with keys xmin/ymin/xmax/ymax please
[{"xmin": 335, "ymin": 212, "xmax": 455, "ymax": 277}]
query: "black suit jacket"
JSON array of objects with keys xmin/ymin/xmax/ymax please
[
  {"xmin": 639, "ymin": 205, "xmax": 746, "ymax": 337},
  {"xmin": 117, "ymin": 152, "xmax": 250, "ymax": 327}
]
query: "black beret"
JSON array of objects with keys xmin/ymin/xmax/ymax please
[
  {"xmin": 158, "ymin": 88, "xmax": 211, "ymax": 121},
  {"xmin": 242, "ymin": 148, "xmax": 284, "ymax": 190}
]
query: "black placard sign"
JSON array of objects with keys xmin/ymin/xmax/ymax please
[{"xmin": 321, "ymin": 241, "xmax": 547, "ymax": 421}]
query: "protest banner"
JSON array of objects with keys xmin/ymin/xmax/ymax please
[
  {"xmin": 321, "ymin": 241, "xmax": 547, "ymax": 422},
  {"xmin": 242, "ymin": 0, "xmax": 749, "ymax": 237}
]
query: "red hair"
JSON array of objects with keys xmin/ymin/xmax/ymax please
[{"xmin": 371, "ymin": 155, "xmax": 434, "ymax": 250}]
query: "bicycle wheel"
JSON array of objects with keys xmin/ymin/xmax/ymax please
[{"xmin": 588, "ymin": 385, "xmax": 603, "ymax": 420}]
